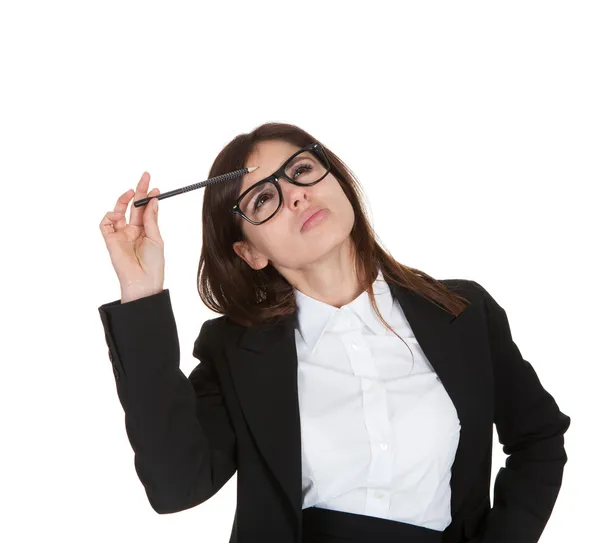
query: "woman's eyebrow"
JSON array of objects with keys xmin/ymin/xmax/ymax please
[
  {"xmin": 284, "ymin": 151, "xmax": 315, "ymax": 173},
  {"xmin": 259, "ymin": 153, "xmax": 304, "ymax": 179},
  {"xmin": 285, "ymin": 154, "xmax": 305, "ymax": 169},
  {"xmin": 247, "ymin": 152, "xmax": 307, "ymax": 189}
]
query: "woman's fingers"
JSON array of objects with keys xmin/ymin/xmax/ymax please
[
  {"xmin": 112, "ymin": 188, "xmax": 135, "ymax": 230},
  {"xmin": 100, "ymin": 188, "xmax": 134, "ymax": 238},
  {"xmin": 130, "ymin": 171, "xmax": 150, "ymax": 227},
  {"xmin": 100, "ymin": 211, "xmax": 126, "ymax": 238},
  {"xmin": 100, "ymin": 172, "xmax": 159, "ymax": 241}
]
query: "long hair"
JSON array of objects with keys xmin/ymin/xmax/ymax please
[{"xmin": 197, "ymin": 122, "xmax": 471, "ymax": 348}]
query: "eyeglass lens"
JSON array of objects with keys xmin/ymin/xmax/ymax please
[{"xmin": 239, "ymin": 150, "xmax": 328, "ymax": 224}]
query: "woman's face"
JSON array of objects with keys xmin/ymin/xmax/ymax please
[{"xmin": 232, "ymin": 140, "xmax": 355, "ymax": 273}]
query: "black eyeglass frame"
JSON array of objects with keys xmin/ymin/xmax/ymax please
[{"xmin": 231, "ymin": 142, "xmax": 331, "ymax": 225}]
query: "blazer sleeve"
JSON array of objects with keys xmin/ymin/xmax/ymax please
[
  {"xmin": 468, "ymin": 280, "xmax": 571, "ymax": 543},
  {"xmin": 97, "ymin": 289, "xmax": 237, "ymax": 514}
]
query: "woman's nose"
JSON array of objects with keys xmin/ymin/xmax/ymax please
[{"xmin": 280, "ymin": 177, "xmax": 310, "ymax": 205}]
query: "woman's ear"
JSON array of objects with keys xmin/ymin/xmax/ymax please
[{"xmin": 233, "ymin": 240, "xmax": 268, "ymax": 271}]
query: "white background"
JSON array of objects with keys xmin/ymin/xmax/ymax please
[{"xmin": 0, "ymin": 1, "xmax": 596, "ymax": 541}]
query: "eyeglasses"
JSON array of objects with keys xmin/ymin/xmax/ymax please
[{"xmin": 231, "ymin": 142, "xmax": 331, "ymax": 225}]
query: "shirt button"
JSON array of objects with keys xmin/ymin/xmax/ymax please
[
  {"xmin": 374, "ymin": 490, "xmax": 385, "ymax": 499},
  {"xmin": 380, "ymin": 442, "xmax": 388, "ymax": 451},
  {"xmin": 351, "ymin": 343, "xmax": 359, "ymax": 351}
]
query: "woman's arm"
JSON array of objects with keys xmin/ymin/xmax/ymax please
[
  {"xmin": 98, "ymin": 289, "xmax": 237, "ymax": 514},
  {"xmin": 469, "ymin": 280, "xmax": 571, "ymax": 543}
]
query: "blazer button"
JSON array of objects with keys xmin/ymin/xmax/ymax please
[{"xmin": 112, "ymin": 364, "xmax": 120, "ymax": 380}]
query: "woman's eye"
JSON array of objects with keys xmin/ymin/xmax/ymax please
[
  {"xmin": 293, "ymin": 164, "xmax": 312, "ymax": 178},
  {"xmin": 254, "ymin": 193, "xmax": 271, "ymax": 211}
]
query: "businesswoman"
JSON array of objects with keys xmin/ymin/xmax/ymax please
[{"xmin": 98, "ymin": 122, "xmax": 571, "ymax": 543}]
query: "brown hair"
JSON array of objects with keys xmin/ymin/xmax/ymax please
[{"xmin": 197, "ymin": 122, "xmax": 471, "ymax": 352}]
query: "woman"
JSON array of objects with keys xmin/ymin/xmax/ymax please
[{"xmin": 98, "ymin": 122, "xmax": 570, "ymax": 543}]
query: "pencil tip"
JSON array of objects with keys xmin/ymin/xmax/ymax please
[{"xmin": 247, "ymin": 166, "xmax": 259, "ymax": 172}]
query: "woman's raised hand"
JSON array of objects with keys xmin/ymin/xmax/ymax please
[{"xmin": 99, "ymin": 171, "xmax": 165, "ymax": 303}]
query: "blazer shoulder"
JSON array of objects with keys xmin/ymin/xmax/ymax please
[
  {"xmin": 192, "ymin": 315, "xmax": 230, "ymax": 356},
  {"xmin": 200, "ymin": 314, "xmax": 227, "ymax": 329},
  {"xmin": 194, "ymin": 314, "xmax": 226, "ymax": 339},
  {"xmin": 439, "ymin": 278, "xmax": 486, "ymax": 303}
]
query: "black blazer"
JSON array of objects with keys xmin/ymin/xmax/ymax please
[{"xmin": 97, "ymin": 278, "xmax": 571, "ymax": 543}]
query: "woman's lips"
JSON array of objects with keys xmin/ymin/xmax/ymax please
[{"xmin": 301, "ymin": 209, "xmax": 328, "ymax": 232}]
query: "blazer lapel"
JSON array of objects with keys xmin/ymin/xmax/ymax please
[{"xmin": 225, "ymin": 279, "xmax": 492, "ymax": 535}]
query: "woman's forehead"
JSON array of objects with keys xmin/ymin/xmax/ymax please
[{"xmin": 240, "ymin": 142, "xmax": 302, "ymax": 192}]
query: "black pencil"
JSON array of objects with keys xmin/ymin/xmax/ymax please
[{"xmin": 133, "ymin": 165, "xmax": 260, "ymax": 207}]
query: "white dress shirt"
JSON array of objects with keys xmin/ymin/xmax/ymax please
[{"xmin": 294, "ymin": 269, "xmax": 461, "ymax": 531}]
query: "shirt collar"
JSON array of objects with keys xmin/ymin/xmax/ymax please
[{"xmin": 293, "ymin": 269, "xmax": 395, "ymax": 356}]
